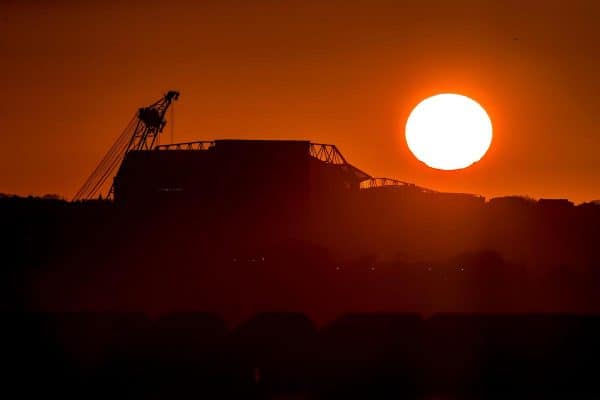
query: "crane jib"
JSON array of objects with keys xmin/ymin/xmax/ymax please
[{"xmin": 72, "ymin": 90, "xmax": 180, "ymax": 201}]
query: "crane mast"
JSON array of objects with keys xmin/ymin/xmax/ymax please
[{"xmin": 73, "ymin": 91, "xmax": 179, "ymax": 201}]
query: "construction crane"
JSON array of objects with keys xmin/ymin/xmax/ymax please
[{"xmin": 73, "ymin": 90, "xmax": 179, "ymax": 201}]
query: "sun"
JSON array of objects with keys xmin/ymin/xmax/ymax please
[{"xmin": 405, "ymin": 94, "xmax": 493, "ymax": 170}]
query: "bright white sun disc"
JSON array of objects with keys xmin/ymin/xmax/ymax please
[{"xmin": 405, "ymin": 94, "xmax": 492, "ymax": 170}]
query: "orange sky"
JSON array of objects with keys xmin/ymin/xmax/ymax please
[{"xmin": 1, "ymin": 0, "xmax": 599, "ymax": 203}]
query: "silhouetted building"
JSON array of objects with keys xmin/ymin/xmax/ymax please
[{"xmin": 113, "ymin": 140, "xmax": 371, "ymax": 207}]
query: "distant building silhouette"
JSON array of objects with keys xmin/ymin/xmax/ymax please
[{"xmin": 113, "ymin": 139, "xmax": 370, "ymax": 205}]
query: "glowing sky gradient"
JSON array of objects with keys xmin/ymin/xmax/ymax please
[{"xmin": 1, "ymin": 1, "xmax": 599, "ymax": 203}]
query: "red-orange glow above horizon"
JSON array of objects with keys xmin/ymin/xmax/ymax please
[{"xmin": 1, "ymin": 1, "xmax": 600, "ymax": 203}]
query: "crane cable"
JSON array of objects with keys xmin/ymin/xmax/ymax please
[
  {"xmin": 170, "ymin": 101, "xmax": 175, "ymax": 145},
  {"xmin": 73, "ymin": 91, "xmax": 180, "ymax": 201},
  {"xmin": 73, "ymin": 114, "xmax": 138, "ymax": 201}
]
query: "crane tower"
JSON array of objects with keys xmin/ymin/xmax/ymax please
[{"xmin": 73, "ymin": 91, "xmax": 179, "ymax": 201}]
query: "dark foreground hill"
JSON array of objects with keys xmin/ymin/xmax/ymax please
[
  {"xmin": 4, "ymin": 311, "xmax": 600, "ymax": 398},
  {"xmin": 2, "ymin": 191, "xmax": 600, "ymax": 320},
  {"xmin": 3, "ymin": 192, "xmax": 600, "ymax": 397}
]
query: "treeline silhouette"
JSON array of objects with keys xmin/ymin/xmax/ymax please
[
  {"xmin": 4, "ymin": 311, "xmax": 600, "ymax": 398},
  {"xmin": 2, "ymin": 192, "xmax": 600, "ymax": 318},
  {"xmin": 3, "ymin": 192, "xmax": 600, "ymax": 396}
]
